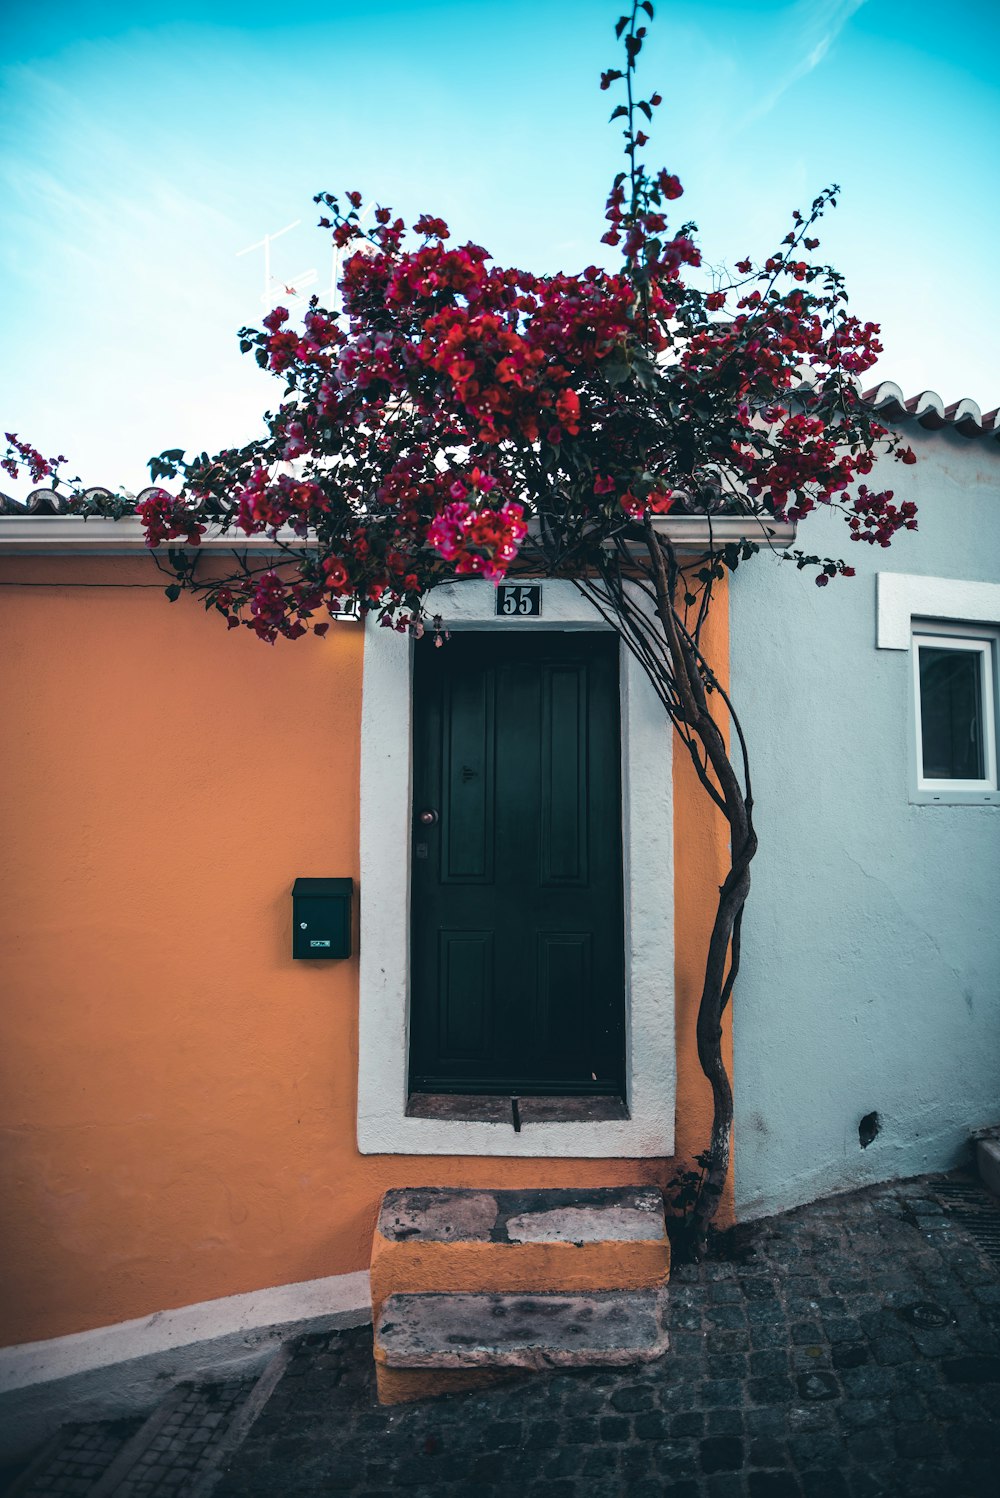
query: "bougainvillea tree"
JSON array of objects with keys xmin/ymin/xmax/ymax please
[{"xmin": 5, "ymin": 2, "xmax": 917, "ymax": 1252}]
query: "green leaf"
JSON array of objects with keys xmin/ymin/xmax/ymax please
[
  {"xmin": 603, "ymin": 349, "xmax": 632, "ymax": 388},
  {"xmin": 641, "ymin": 0, "xmax": 654, "ymax": 15},
  {"xmin": 164, "ymin": 584, "xmax": 182, "ymax": 602},
  {"xmin": 255, "ymin": 348, "xmax": 268, "ymax": 369},
  {"xmin": 615, "ymin": 14, "xmax": 630, "ymax": 38},
  {"xmin": 638, "ymin": 100, "xmax": 652, "ymax": 120},
  {"xmin": 632, "ymin": 356, "xmax": 657, "ymax": 392},
  {"xmin": 609, "ymin": 105, "xmax": 628, "ymax": 121}
]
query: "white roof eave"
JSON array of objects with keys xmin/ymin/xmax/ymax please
[{"xmin": 0, "ymin": 512, "xmax": 796, "ymax": 557}]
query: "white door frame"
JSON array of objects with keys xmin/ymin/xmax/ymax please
[{"xmin": 357, "ymin": 580, "xmax": 675, "ymax": 1157}]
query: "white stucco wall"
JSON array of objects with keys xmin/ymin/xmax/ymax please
[{"xmin": 729, "ymin": 424, "xmax": 1000, "ymax": 1218}]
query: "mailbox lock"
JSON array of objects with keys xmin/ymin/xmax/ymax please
[{"xmin": 418, "ymin": 809, "xmax": 439, "ymax": 825}]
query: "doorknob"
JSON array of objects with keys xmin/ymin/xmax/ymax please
[{"xmin": 418, "ymin": 809, "xmax": 439, "ymax": 825}]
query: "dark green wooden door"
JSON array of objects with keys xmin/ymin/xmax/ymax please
[{"xmin": 410, "ymin": 630, "xmax": 625, "ymax": 1096}]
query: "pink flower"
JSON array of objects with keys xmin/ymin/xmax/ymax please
[{"xmin": 427, "ymin": 517, "xmax": 464, "ymax": 559}]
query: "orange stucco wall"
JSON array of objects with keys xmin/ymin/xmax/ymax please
[
  {"xmin": 0, "ymin": 557, "xmax": 732, "ymax": 1347},
  {"xmin": 672, "ymin": 581, "xmax": 735, "ymax": 1209}
]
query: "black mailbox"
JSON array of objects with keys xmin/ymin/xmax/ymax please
[{"xmin": 292, "ymin": 878, "xmax": 353, "ymax": 959}]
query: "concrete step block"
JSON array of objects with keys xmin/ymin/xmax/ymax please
[
  {"xmin": 370, "ymin": 1187, "xmax": 669, "ymax": 1312},
  {"xmin": 374, "ymin": 1289, "xmax": 669, "ymax": 1373},
  {"xmin": 977, "ymin": 1137, "xmax": 1000, "ymax": 1198},
  {"xmin": 374, "ymin": 1363, "xmax": 524, "ymax": 1406}
]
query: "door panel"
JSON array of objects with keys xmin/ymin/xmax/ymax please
[
  {"xmin": 540, "ymin": 665, "xmax": 589, "ymax": 886},
  {"xmin": 410, "ymin": 630, "xmax": 625, "ymax": 1096},
  {"xmin": 438, "ymin": 929, "xmax": 493, "ymax": 1063},
  {"xmin": 534, "ymin": 931, "xmax": 592, "ymax": 1068},
  {"xmin": 442, "ymin": 667, "xmax": 495, "ymax": 883}
]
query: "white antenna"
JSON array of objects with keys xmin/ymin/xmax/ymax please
[
  {"xmin": 237, "ymin": 220, "xmax": 300, "ymax": 299},
  {"xmin": 238, "ymin": 203, "xmax": 377, "ymax": 318},
  {"xmin": 237, "ymin": 221, "xmax": 321, "ymax": 307}
]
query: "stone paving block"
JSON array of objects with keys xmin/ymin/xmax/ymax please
[
  {"xmin": 704, "ymin": 1408, "xmax": 742, "ymax": 1437},
  {"xmin": 699, "ymin": 1434, "xmax": 744, "ymax": 1472},
  {"xmin": 704, "ymin": 1476, "xmax": 743, "ymax": 1498},
  {"xmin": 748, "ymin": 1472, "xmax": 798, "ymax": 1498}
]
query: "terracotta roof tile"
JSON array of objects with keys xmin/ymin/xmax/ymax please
[
  {"xmin": 0, "ymin": 485, "xmax": 152, "ymax": 516},
  {"xmin": 863, "ymin": 382, "xmax": 1000, "ymax": 442}
]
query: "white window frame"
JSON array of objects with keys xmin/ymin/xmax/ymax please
[
  {"xmin": 356, "ymin": 579, "xmax": 676, "ymax": 1158},
  {"xmin": 912, "ymin": 627, "xmax": 998, "ymax": 796},
  {"xmin": 876, "ymin": 572, "xmax": 1000, "ymax": 807}
]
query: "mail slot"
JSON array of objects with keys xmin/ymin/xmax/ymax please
[{"xmin": 292, "ymin": 877, "xmax": 353, "ymax": 959}]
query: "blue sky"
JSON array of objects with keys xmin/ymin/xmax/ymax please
[{"xmin": 2, "ymin": 0, "xmax": 998, "ymax": 496}]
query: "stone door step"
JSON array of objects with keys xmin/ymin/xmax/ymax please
[
  {"xmin": 371, "ymin": 1186, "xmax": 670, "ymax": 1314},
  {"xmin": 375, "ymin": 1289, "xmax": 669, "ymax": 1371},
  {"xmin": 377, "ymin": 1185, "xmax": 667, "ymax": 1246}
]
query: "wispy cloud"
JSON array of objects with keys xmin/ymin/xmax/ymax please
[{"xmin": 738, "ymin": 0, "xmax": 868, "ymax": 129}]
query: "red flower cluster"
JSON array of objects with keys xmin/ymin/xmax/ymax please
[
  {"xmin": 426, "ymin": 470, "xmax": 527, "ymax": 581},
  {"xmin": 2, "ymin": 433, "xmax": 64, "ymax": 485},
  {"xmin": 261, "ymin": 304, "xmax": 344, "ymax": 374},
  {"xmin": 236, "ymin": 469, "xmax": 330, "ymax": 537},
  {"xmin": 848, "ymin": 487, "xmax": 918, "ymax": 548},
  {"xmin": 136, "ymin": 489, "xmax": 206, "ymax": 548},
  {"xmin": 601, "ymin": 173, "xmax": 699, "ymax": 278}
]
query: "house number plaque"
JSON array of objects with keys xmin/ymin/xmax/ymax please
[{"xmin": 496, "ymin": 584, "xmax": 542, "ymax": 617}]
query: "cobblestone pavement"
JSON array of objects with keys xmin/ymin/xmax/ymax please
[
  {"xmin": 109, "ymin": 1378, "xmax": 255, "ymax": 1497},
  {"xmin": 213, "ymin": 1174, "xmax": 1000, "ymax": 1498},
  {"xmin": 8, "ymin": 1420, "xmax": 143, "ymax": 1497}
]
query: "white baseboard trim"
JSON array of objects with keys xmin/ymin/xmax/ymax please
[{"xmin": 0, "ymin": 1270, "xmax": 371, "ymax": 1464}]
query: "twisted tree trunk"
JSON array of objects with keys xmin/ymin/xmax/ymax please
[
  {"xmin": 536, "ymin": 520, "xmax": 759, "ymax": 1255},
  {"xmin": 645, "ymin": 527, "xmax": 757, "ymax": 1255}
]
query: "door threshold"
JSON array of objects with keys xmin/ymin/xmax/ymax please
[{"xmin": 405, "ymin": 1093, "xmax": 630, "ymax": 1125}]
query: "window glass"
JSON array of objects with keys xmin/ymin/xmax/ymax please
[{"xmin": 918, "ymin": 644, "xmax": 985, "ymax": 781}]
